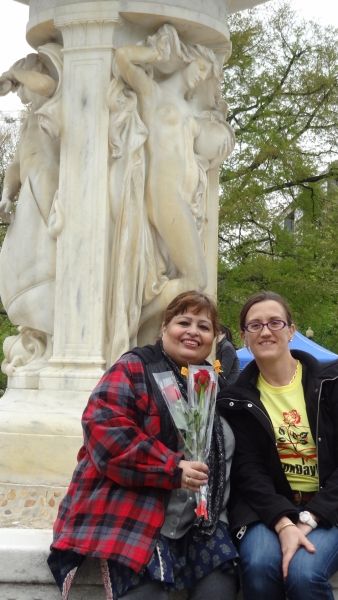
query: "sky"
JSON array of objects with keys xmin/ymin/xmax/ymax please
[{"xmin": 0, "ymin": 0, "xmax": 337, "ymax": 113}]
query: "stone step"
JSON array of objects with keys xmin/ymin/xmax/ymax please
[
  {"xmin": 0, "ymin": 529, "xmax": 185, "ymax": 599},
  {"xmin": 0, "ymin": 528, "xmax": 337, "ymax": 599}
]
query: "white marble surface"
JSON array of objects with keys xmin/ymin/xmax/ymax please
[{"xmin": 0, "ymin": 389, "xmax": 84, "ymax": 485}]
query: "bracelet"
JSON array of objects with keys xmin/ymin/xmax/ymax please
[{"xmin": 277, "ymin": 522, "xmax": 296, "ymax": 534}]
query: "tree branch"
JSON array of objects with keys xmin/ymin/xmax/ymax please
[{"xmin": 262, "ymin": 170, "xmax": 332, "ymax": 194}]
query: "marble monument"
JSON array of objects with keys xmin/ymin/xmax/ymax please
[{"xmin": 0, "ymin": 0, "xmax": 264, "ymax": 508}]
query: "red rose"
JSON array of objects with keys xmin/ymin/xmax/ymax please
[
  {"xmin": 163, "ymin": 384, "xmax": 180, "ymax": 403},
  {"xmin": 193, "ymin": 369, "xmax": 210, "ymax": 394}
]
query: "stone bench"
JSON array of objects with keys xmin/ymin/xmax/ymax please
[{"xmin": 0, "ymin": 529, "xmax": 337, "ymax": 599}]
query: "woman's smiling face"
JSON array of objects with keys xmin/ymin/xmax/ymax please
[
  {"xmin": 242, "ymin": 299, "xmax": 295, "ymax": 363},
  {"xmin": 162, "ymin": 307, "xmax": 214, "ymax": 367}
]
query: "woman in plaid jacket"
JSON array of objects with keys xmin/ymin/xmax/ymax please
[{"xmin": 48, "ymin": 291, "xmax": 238, "ymax": 600}]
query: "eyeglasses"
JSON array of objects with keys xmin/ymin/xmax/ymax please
[{"xmin": 243, "ymin": 319, "xmax": 288, "ymax": 333}]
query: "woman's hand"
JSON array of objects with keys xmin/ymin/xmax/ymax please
[
  {"xmin": 178, "ymin": 459, "xmax": 208, "ymax": 491},
  {"xmin": 297, "ymin": 522, "xmax": 314, "ymax": 536},
  {"xmin": 275, "ymin": 518, "xmax": 316, "ymax": 578}
]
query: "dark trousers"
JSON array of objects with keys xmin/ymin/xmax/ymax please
[{"xmin": 121, "ymin": 567, "xmax": 237, "ymax": 599}]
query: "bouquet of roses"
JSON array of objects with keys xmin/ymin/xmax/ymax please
[{"xmin": 153, "ymin": 364, "xmax": 218, "ymax": 519}]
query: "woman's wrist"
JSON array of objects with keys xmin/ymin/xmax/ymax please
[
  {"xmin": 275, "ymin": 517, "xmax": 296, "ymax": 535},
  {"xmin": 298, "ymin": 511, "xmax": 318, "ymax": 529}
]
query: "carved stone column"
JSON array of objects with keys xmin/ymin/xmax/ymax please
[{"xmin": 38, "ymin": 4, "xmax": 118, "ymax": 392}]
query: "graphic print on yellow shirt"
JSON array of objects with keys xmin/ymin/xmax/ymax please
[{"xmin": 258, "ymin": 362, "xmax": 318, "ymax": 491}]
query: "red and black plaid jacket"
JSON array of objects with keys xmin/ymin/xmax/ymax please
[{"xmin": 51, "ymin": 346, "xmax": 184, "ymax": 572}]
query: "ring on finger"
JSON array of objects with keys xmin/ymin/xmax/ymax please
[{"xmin": 186, "ymin": 476, "xmax": 190, "ymax": 484}]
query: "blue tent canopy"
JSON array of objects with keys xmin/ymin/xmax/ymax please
[{"xmin": 237, "ymin": 330, "xmax": 338, "ymax": 371}]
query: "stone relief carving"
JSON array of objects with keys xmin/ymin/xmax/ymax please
[
  {"xmin": 1, "ymin": 327, "xmax": 53, "ymax": 377},
  {"xmin": 0, "ymin": 43, "xmax": 63, "ymax": 377},
  {"xmin": 106, "ymin": 24, "xmax": 234, "ymax": 361}
]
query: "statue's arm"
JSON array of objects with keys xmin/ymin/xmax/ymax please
[
  {"xmin": 11, "ymin": 68, "xmax": 57, "ymax": 98},
  {"xmin": 114, "ymin": 45, "xmax": 160, "ymax": 96}
]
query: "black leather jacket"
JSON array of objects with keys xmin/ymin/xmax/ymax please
[{"xmin": 217, "ymin": 350, "xmax": 338, "ymax": 534}]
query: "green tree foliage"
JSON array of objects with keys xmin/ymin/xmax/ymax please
[{"xmin": 218, "ymin": 1, "xmax": 338, "ymax": 351}]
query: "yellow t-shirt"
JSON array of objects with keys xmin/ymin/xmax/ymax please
[{"xmin": 257, "ymin": 362, "xmax": 318, "ymax": 491}]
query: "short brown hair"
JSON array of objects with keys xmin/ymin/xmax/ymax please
[
  {"xmin": 240, "ymin": 291, "xmax": 293, "ymax": 331},
  {"xmin": 162, "ymin": 290, "xmax": 220, "ymax": 335}
]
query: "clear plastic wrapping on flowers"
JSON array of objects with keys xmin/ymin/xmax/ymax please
[{"xmin": 153, "ymin": 365, "xmax": 218, "ymax": 520}]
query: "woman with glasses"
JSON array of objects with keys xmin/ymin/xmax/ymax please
[{"xmin": 218, "ymin": 290, "xmax": 338, "ymax": 600}]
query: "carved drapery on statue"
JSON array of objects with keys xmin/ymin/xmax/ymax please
[
  {"xmin": 0, "ymin": 43, "xmax": 63, "ymax": 377},
  {"xmin": 106, "ymin": 24, "xmax": 234, "ymax": 363}
]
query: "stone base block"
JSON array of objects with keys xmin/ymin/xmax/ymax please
[
  {"xmin": 0, "ymin": 388, "xmax": 85, "ymax": 487},
  {"xmin": 0, "ymin": 528, "xmax": 186, "ymax": 599},
  {"xmin": 0, "ymin": 584, "xmax": 105, "ymax": 600}
]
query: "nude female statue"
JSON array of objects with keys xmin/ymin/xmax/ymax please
[{"xmin": 111, "ymin": 25, "xmax": 232, "ymax": 347}]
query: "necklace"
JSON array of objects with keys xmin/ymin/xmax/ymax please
[{"xmin": 289, "ymin": 360, "xmax": 299, "ymax": 385}]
